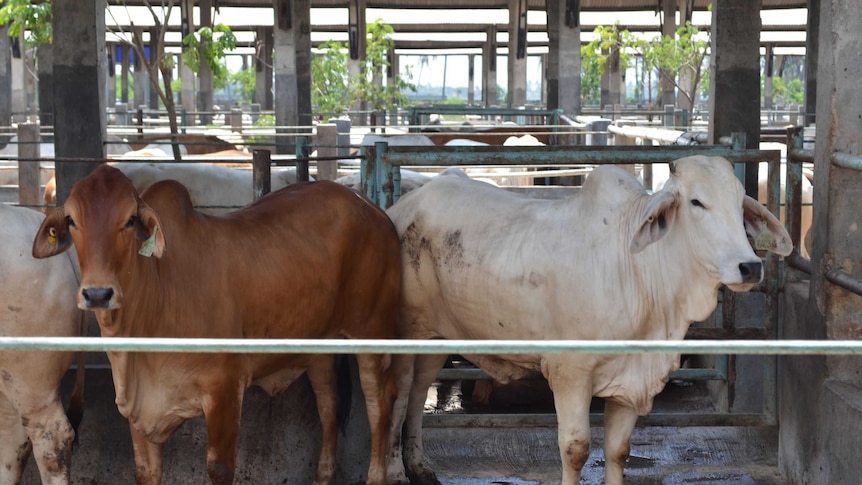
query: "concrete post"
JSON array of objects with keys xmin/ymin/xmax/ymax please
[
  {"xmin": 764, "ymin": 43, "xmax": 774, "ymax": 110},
  {"xmin": 483, "ymin": 26, "xmax": 498, "ymax": 107},
  {"xmin": 10, "ymin": 34, "xmax": 25, "ymax": 120},
  {"xmin": 316, "ymin": 123, "xmax": 338, "ymax": 181},
  {"xmin": 53, "ymin": 0, "xmax": 106, "ymax": 204},
  {"xmin": 467, "ymin": 54, "xmax": 475, "ymax": 105},
  {"xmin": 255, "ymin": 27, "xmax": 274, "ymax": 110},
  {"xmin": 132, "ymin": 27, "xmax": 146, "ymax": 109},
  {"xmin": 804, "ymin": 0, "xmax": 819, "ymax": 126},
  {"xmin": 273, "ymin": 0, "xmax": 298, "ymax": 152},
  {"xmin": 36, "ymin": 43, "xmax": 53, "ymax": 126},
  {"xmin": 120, "ymin": 44, "xmax": 130, "ymax": 103},
  {"xmin": 708, "ymin": 0, "xmax": 760, "ymax": 197},
  {"xmin": 230, "ymin": 107, "xmax": 243, "ymax": 133},
  {"xmin": 181, "ymin": 0, "xmax": 196, "ymax": 125},
  {"xmin": 347, "ymin": 0, "xmax": 367, "ymax": 124},
  {"xmin": 106, "ymin": 43, "xmax": 117, "ymax": 110},
  {"xmin": 295, "ymin": 0, "xmax": 312, "ymax": 128},
  {"xmin": 329, "ymin": 117, "xmax": 351, "ymax": 158},
  {"xmin": 545, "ymin": 0, "xmax": 581, "ymax": 116},
  {"xmin": 17, "ymin": 122, "xmax": 40, "ymax": 208},
  {"xmin": 507, "ymin": 0, "xmax": 527, "ymax": 107},
  {"xmin": 660, "ymin": 0, "xmax": 677, "ymax": 107},
  {"xmin": 197, "ymin": 0, "xmax": 214, "ymax": 124},
  {"xmin": 147, "ymin": 26, "xmax": 159, "ymax": 112},
  {"xmin": 0, "ymin": 24, "xmax": 11, "ymax": 130}
]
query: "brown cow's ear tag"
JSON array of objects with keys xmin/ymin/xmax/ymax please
[
  {"xmin": 139, "ymin": 226, "xmax": 159, "ymax": 257},
  {"xmin": 48, "ymin": 227, "xmax": 57, "ymax": 246}
]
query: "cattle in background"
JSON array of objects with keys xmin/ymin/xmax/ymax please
[
  {"xmin": 0, "ymin": 203, "xmax": 85, "ymax": 485},
  {"xmin": 42, "ymin": 162, "xmax": 305, "ymax": 214},
  {"xmin": 33, "ymin": 166, "xmax": 401, "ymax": 485},
  {"xmin": 385, "ymin": 156, "xmax": 791, "ymax": 485}
]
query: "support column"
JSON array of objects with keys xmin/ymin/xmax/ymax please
[
  {"xmin": 197, "ymin": 0, "xmax": 213, "ymax": 124},
  {"xmin": 53, "ymin": 0, "xmax": 106, "ymax": 204},
  {"xmin": 0, "ymin": 25, "xmax": 10, "ymax": 130},
  {"xmin": 545, "ymin": 0, "xmax": 581, "ymax": 116},
  {"xmin": 37, "ymin": 43, "xmax": 53, "ymax": 126},
  {"xmin": 660, "ymin": 0, "xmax": 677, "ymax": 107},
  {"xmin": 295, "ymin": 0, "xmax": 311, "ymax": 127},
  {"xmin": 181, "ymin": 0, "xmax": 196, "ymax": 123},
  {"xmin": 132, "ymin": 26, "xmax": 146, "ymax": 109},
  {"xmin": 347, "ymin": 0, "xmax": 367, "ymax": 123},
  {"xmin": 804, "ymin": 0, "xmax": 819, "ymax": 126},
  {"xmin": 707, "ymin": 0, "xmax": 760, "ymax": 197},
  {"xmin": 764, "ymin": 43, "xmax": 774, "ymax": 110},
  {"xmin": 273, "ymin": 0, "xmax": 298, "ymax": 152},
  {"xmin": 120, "ymin": 44, "xmax": 130, "ymax": 104},
  {"xmin": 255, "ymin": 27, "xmax": 274, "ymax": 110},
  {"xmin": 467, "ymin": 54, "xmax": 475, "ymax": 105},
  {"xmin": 483, "ymin": 26, "xmax": 498, "ymax": 107},
  {"xmin": 507, "ymin": 0, "xmax": 527, "ymax": 107},
  {"xmin": 106, "ymin": 43, "xmax": 116, "ymax": 109},
  {"xmin": 148, "ymin": 26, "xmax": 160, "ymax": 111}
]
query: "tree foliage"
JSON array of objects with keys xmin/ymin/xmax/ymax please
[
  {"xmin": 311, "ymin": 19, "xmax": 416, "ymax": 117},
  {"xmin": 635, "ymin": 22, "xmax": 710, "ymax": 108},
  {"xmin": 581, "ymin": 24, "xmax": 637, "ymax": 105},
  {"xmin": 0, "ymin": 0, "xmax": 52, "ymax": 47},
  {"xmin": 182, "ymin": 23, "xmax": 237, "ymax": 90}
]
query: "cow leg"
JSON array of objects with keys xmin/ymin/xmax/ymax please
[
  {"xmin": 602, "ymin": 400, "xmax": 638, "ymax": 485},
  {"xmin": 546, "ymin": 367, "xmax": 592, "ymax": 485},
  {"xmin": 201, "ymin": 385, "xmax": 245, "ymax": 485},
  {"xmin": 403, "ymin": 353, "xmax": 448, "ymax": 485},
  {"xmin": 355, "ymin": 353, "xmax": 397, "ymax": 485},
  {"xmin": 17, "ymin": 396, "xmax": 75, "ymax": 485},
  {"xmin": 306, "ymin": 355, "xmax": 339, "ymax": 485},
  {"xmin": 129, "ymin": 423, "xmax": 164, "ymax": 485},
  {"xmin": 0, "ymin": 395, "xmax": 31, "ymax": 485},
  {"xmin": 386, "ymin": 354, "xmax": 415, "ymax": 484}
]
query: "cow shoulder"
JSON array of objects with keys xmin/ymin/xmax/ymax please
[
  {"xmin": 140, "ymin": 179, "xmax": 197, "ymax": 218},
  {"xmin": 581, "ymin": 165, "xmax": 647, "ymax": 209}
]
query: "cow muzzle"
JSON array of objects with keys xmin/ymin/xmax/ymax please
[
  {"xmin": 738, "ymin": 261, "xmax": 762, "ymax": 284},
  {"xmin": 79, "ymin": 286, "xmax": 117, "ymax": 310}
]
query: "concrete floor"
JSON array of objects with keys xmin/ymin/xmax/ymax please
[{"xmin": 423, "ymin": 425, "xmax": 785, "ymax": 485}]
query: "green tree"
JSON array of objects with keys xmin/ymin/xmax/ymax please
[
  {"xmin": 637, "ymin": 22, "xmax": 710, "ymax": 110},
  {"xmin": 0, "ymin": 0, "xmax": 51, "ymax": 47},
  {"xmin": 229, "ymin": 68, "xmax": 256, "ymax": 104},
  {"xmin": 182, "ymin": 23, "xmax": 237, "ymax": 91},
  {"xmin": 581, "ymin": 24, "xmax": 636, "ymax": 106},
  {"xmin": 311, "ymin": 19, "xmax": 415, "ymax": 117}
]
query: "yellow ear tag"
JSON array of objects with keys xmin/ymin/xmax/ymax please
[
  {"xmin": 138, "ymin": 226, "xmax": 159, "ymax": 257},
  {"xmin": 48, "ymin": 227, "xmax": 57, "ymax": 246}
]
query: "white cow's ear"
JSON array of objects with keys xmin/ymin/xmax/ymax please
[
  {"xmin": 630, "ymin": 189, "xmax": 679, "ymax": 253},
  {"xmin": 33, "ymin": 207, "xmax": 72, "ymax": 258},
  {"xmin": 136, "ymin": 202, "xmax": 166, "ymax": 258},
  {"xmin": 742, "ymin": 195, "xmax": 793, "ymax": 256}
]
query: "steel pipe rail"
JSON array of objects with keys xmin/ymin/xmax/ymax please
[
  {"xmin": 1, "ymin": 337, "xmax": 862, "ymax": 356},
  {"xmin": 831, "ymin": 151, "xmax": 862, "ymax": 171},
  {"xmin": 381, "ymin": 145, "xmax": 779, "ymax": 167}
]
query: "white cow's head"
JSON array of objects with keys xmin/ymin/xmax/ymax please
[{"xmin": 630, "ymin": 155, "xmax": 792, "ymax": 292}]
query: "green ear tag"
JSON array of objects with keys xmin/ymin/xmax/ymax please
[{"xmin": 138, "ymin": 226, "xmax": 159, "ymax": 257}]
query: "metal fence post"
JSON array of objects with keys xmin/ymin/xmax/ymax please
[
  {"xmin": 295, "ymin": 136, "xmax": 309, "ymax": 183},
  {"xmin": 252, "ymin": 149, "xmax": 272, "ymax": 200}
]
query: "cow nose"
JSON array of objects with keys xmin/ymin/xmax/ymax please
[
  {"xmin": 739, "ymin": 262, "xmax": 762, "ymax": 284},
  {"xmin": 82, "ymin": 287, "xmax": 114, "ymax": 308}
]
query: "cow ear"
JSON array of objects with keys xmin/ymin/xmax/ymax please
[
  {"xmin": 135, "ymin": 202, "xmax": 166, "ymax": 258},
  {"xmin": 630, "ymin": 189, "xmax": 679, "ymax": 253},
  {"xmin": 742, "ymin": 195, "xmax": 793, "ymax": 256},
  {"xmin": 33, "ymin": 207, "xmax": 72, "ymax": 258}
]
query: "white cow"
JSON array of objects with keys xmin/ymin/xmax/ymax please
[
  {"xmin": 0, "ymin": 203, "xmax": 85, "ymax": 484},
  {"xmin": 43, "ymin": 163, "xmax": 306, "ymax": 214},
  {"xmin": 385, "ymin": 155, "xmax": 791, "ymax": 485}
]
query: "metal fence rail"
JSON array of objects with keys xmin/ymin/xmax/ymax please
[{"xmin": 3, "ymin": 337, "xmax": 859, "ymax": 355}]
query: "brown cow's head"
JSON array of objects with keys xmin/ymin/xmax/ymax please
[{"xmin": 33, "ymin": 165, "xmax": 166, "ymax": 310}]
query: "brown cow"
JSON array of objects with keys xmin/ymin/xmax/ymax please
[{"xmin": 32, "ymin": 165, "xmax": 401, "ymax": 485}]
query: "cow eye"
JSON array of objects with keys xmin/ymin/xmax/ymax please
[
  {"xmin": 124, "ymin": 216, "xmax": 137, "ymax": 229},
  {"xmin": 65, "ymin": 215, "xmax": 76, "ymax": 228},
  {"xmin": 691, "ymin": 199, "xmax": 705, "ymax": 209}
]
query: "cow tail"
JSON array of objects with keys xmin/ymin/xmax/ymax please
[
  {"xmin": 336, "ymin": 354, "xmax": 352, "ymax": 434},
  {"xmin": 67, "ymin": 313, "xmax": 87, "ymax": 447}
]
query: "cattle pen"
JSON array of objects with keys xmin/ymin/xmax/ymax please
[{"xmin": 3, "ymin": 132, "xmax": 849, "ymax": 484}]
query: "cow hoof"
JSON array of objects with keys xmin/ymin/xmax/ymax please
[{"xmin": 406, "ymin": 468, "xmax": 442, "ymax": 485}]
